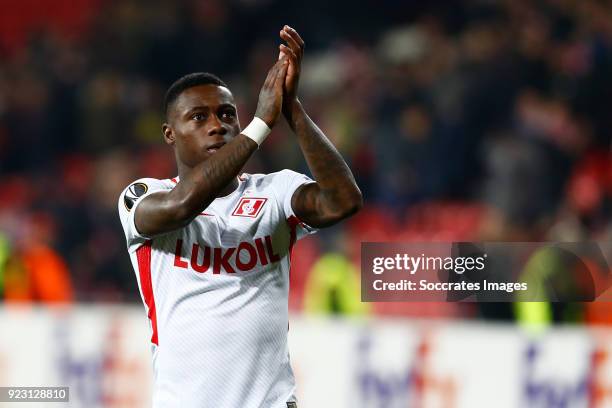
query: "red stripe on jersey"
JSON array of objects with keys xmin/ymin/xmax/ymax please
[
  {"xmin": 286, "ymin": 216, "xmax": 301, "ymax": 307},
  {"xmin": 136, "ymin": 241, "xmax": 158, "ymax": 346},
  {"xmin": 170, "ymin": 178, "xmax": 177, "ymax": 183}
]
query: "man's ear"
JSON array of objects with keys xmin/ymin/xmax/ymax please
[{"xmin": 162, "ymin": 123, "xmax": 175, "ymax": 146}]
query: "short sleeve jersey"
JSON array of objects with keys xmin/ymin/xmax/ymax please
[{"xmin": 117, "ymin": 170, "xmax": 316, "ymax": 408}]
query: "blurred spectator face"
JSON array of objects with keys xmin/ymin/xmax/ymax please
[
  {"xmin": 399, "ymin": 105, "xmax": 431, "ymax": 142},
  {"xmin": 17, "ymin": 212, "xmax": 57, "ymax": 248},
  {"xmin": 190, "ymin": 0, "xmax": 228, "ymax": 33},
  {"xmin": 163, "ymin": 85, "xmax": 240, "ymax": 168},
  {"xmin": 515, "ymin": 89, "xmax": 586, "ymax": 154}
]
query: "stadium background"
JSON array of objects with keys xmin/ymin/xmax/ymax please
[{"xmin": 1, "ymin": 0, "xmax": 612, "ymax": 406}]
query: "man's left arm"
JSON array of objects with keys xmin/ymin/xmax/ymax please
[
  {"xmin": 279, "ymin": 26, "xmax": 363, "ymax": 228},
  {"xmin": 285, "ymin": 100, "xmax": 363, "ymax": 227}
]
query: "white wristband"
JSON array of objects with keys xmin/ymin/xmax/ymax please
[{"xmin": 241, "ymin": 117, "xmax": 271, "ymax": 146}]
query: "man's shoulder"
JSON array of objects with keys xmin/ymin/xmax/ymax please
[
  {"xmin": 120, "ymin": 177, "xmax": 174, "ymax": 196},
  {"xmin": 118, "ymin": 177, "xmax": 174, "ymax": 213},
  {"xmin": 241, "ymin": 169, "xmax": 302, "ymax": 185}
]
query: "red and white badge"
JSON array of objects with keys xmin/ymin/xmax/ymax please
[{"xmin": 232, "ymin": 197, "xmax": 267, "ymax": 218}]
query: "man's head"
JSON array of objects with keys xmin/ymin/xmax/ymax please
[{"xmin": 162, "ymin": 72, "xmax": 240, "ymax": 169}]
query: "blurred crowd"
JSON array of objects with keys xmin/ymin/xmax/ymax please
[{"xmin": 0, "ymin": 0, "xmax": 611, "ymax": 319}]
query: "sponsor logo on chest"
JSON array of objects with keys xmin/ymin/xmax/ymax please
[{"xmin": 173, "ymin": 235, "xmax": 281, "ymax": 274}]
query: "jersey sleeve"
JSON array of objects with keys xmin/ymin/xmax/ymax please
[
  {"xmin": 270, "ymin": 169, "xmax": 318, "ymax": 240},
  {"xmin": 117, "ymin": 178, "xmax": 171, "ymax": 252}
]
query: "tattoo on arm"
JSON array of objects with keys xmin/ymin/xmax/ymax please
[
  {"xmin": 288, "ymin": 101, "xmax": 362, "ymax": 227},
  {"xmin": 135, "ymin": 135, "xmax": 258, "ymax": 236}
]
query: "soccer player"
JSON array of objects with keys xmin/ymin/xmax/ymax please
[{"xmin": 118, "ymin": 26, "xmax": 362, "ymax": 407}]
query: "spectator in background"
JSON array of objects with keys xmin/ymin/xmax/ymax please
[
  {"xmin": 304, "ymin": 232, "xmax": 369, "ymax": 316},
  {"xmin": 2, "ymin": 213, "xmax": 73, "ymax": 303},
  {"xmin": 0, "ymin": 234, "xmax": 9, "ymax": 297}
]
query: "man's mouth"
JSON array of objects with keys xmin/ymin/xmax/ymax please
[{"xmin": 207, "ymin": 142, "xmax": 226, "ymax": 154}]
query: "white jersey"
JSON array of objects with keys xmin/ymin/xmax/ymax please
[{"xmin": 117, "ymin": 170, "xmax": 315, "ymax": 408}]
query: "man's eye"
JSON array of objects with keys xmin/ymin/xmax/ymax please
[
  {"xmin": 192, "ymin": 113, "xmax": 205, "ymax": 121},
  {"xmin": 222, "ymin": 111, "xmax": 236, "ymax": 119}
]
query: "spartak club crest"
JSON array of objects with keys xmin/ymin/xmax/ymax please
[{"xmin": 232, "ymin": 197, "xmax": 267, "ymax": 218}]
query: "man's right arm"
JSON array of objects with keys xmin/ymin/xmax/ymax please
[
  {"xmin": 134, "ymin": 58, "xmax": 289, "ymax": 237},
  {"xmin": 134, "ymin": 135, "xmax": 258, "ymax": 236}
]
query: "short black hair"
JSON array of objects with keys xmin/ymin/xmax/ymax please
[{"xmin": 163, "ymin": 72, "xmax": 228, "ymax": 119}]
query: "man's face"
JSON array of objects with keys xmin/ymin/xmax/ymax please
[{"xmin": 163, "ymin": 84, "xmax": 240, "ymax": 168}]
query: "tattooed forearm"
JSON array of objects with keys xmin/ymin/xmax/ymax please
[
  {"xmin": 136, "ymin": 135, "xmax": 257, "ymax": 235},
  {"xmin": 178, "ymin": 135, "xmax": 258, "ymax": 212},
  {"xmin": 286, "ymin": 100, "xmax": 363, "ymax": 226}
]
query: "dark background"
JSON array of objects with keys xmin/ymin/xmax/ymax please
[{"xmin": 0, "ymin": 0, "xmax": 611, "ymax": 322}]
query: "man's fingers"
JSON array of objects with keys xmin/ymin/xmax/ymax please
[
  {"xmin": 280, "ymin": 45, "xmax": 298, "ymax": 81},
  {"xmin": 264, "ymin": 57, "xmax": 286, "ymax": 87},
  {"xmin": 283, "ymin": 26, "xmax": 304, "ymax": 48},
  {"xmin": 277, "ymin": 56, "xmax": 289, "ymax": 73},
  {"xmin": 279, "ymin": 44, "xmax": 298, "ymax": 64},
  {"xmin": 274, "ymin": 59, "xmax": 289, "ymax": 88},
  {"xmin": 265, "ymin": 60, "xmax": 282, "ymax": 86},
  {"xmin": 278, "ymin": 58, "xmax": 289, "ymax": 79},
  {"xmin": 280, "ymin": 30, "xmax": 302, "ymax": 57}
]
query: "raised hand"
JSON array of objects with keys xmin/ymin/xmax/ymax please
[
  {"xmin": 255, "ymin": 56, "xmax": 290, "ymax": 128},
  {"xmin": 278, "ymin": 25, "xmax": 304, "ymax": 105}
]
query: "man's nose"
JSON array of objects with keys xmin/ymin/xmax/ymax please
[{"xmin": 207, "ymin": 116, "xmax": 227, "ymax": 136}]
